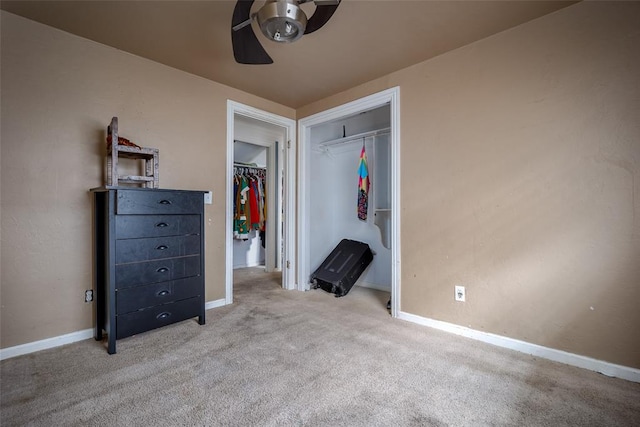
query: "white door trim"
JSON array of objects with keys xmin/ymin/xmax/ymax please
[
  {"xmin": 226, "ymin": 101, "xmax": 297, "ymax": 304},
  {"xmin": 297, "ymin": 87, "xmax": 401, "ymax": 317}
]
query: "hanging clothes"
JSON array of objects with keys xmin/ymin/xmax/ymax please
[
  {"xmin": 357, "ymin": 142, "xmax": 370, "ymax": 221},
  {"xmin": 233, "ymin": 165, "xmax": 267, "ymax": 240},
  {"xmin": 259, "ymin": 177, "xmax": 267, "ymax": 248},
  {"xmin": 234, "ymin": 175, "xmax": 251, "ymax": 240},
  {"xmin": 249, "ymin": 177, "xmax": 261, "ymax": 230}
]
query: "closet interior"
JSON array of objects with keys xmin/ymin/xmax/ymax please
[
  {"xmin": 308, "ymin": 104, "xmax": 392, "ymax": 295},
  {"xmin": 233, "ymin": 114, "xmax": 285, "ymax": 285},
  {"xmin": 232, "ymin": 156, "xmax": 267, "ymax": 268}
]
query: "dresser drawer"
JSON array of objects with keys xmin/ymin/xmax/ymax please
[
  {"xmin": 116, "ymin": 235, "xmax": 200, "ymax": 264},
  {"xmin": 115, "ymin": 255, "xmax": 200, "ymax": 289},
  {"xmin": 117, "ymin": 189, "xmax": 203, "ymax": 215},
  {"xmin": 116, "ymin": 276, "xmax": 202, "ymax": 314},
  {"xmin": 116, "ymin": 214, "xmax": 200, "ymax": 239},
  {"xmin": 116, "ymin": 296, "xmax": 201, "ymax": 339}
]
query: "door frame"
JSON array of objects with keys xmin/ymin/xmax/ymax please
[
  {"xmin": 226, "ymin": 101, "xmax": 297, "ymax": 304},
  {"xmin": 297, "ymin": 87, "xmax": 401, "ymax": 317}
]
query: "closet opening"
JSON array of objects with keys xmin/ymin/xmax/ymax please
[
  {"xmin": 225, "ymin": 101, "xmax": 296, "ymax": 305},
  {"xmin": 232, "ymin": 116, "xmax": 283, "ymax": 291},
  {"xmin": 298, "ymin": 87, "xmax": 401, "ymax": 316}
]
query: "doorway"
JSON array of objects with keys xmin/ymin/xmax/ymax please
[
  {"xmin": 297, "ymin": 88, "xmax": 401, "ymax": 316},
  {"xmin": 233, "ymin": 117, "xmax": 280, "ymax": 273},
  {"xmin": 226, "ymin": 101, "xmax": 296, "ymax": 304}
]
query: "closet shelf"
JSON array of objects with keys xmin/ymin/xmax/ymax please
[
  {"xmin": 317, "ymin": 127, "xmax": 390, "ymax": 149},
  {"xmin": 234, "ymin": 162, "xmax": 266, "ymax": 170}
]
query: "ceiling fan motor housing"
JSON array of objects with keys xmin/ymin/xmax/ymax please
[{"xmin": 258, "ymin": 0, "xmax": 308, "ymax": 43}]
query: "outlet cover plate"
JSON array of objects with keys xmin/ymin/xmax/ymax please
[{"xmin": 455, "ymin": 285, "xmax": 466, "ymax": 302}]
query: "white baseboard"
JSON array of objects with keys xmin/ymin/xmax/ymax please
[
  {"xmin": 205, "ymin": 298, "xmax": 227, "ymax": 310},
  {"xmin": 398, "ymin": 311, "xmax": 640, "ymax": 383},
  {"xmin": 0, "ymin": 328, "xmax": 94, "ymax": 361},
  {"xmin": 357, "ymin": 281, "xmax": 391, "ymax": 292},
  {"xmin": 1, "ymin": 299, "xmax": 229, "ymax": 361},
  {"xmin": 5, "ymin": 302, "xmax": 635, "ymax": 384}
]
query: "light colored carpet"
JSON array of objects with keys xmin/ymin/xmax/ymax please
[{"xmin": 2, "ymin": 267, "xmax": 639, "ymax": 426}]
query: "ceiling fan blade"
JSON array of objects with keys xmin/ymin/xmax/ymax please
[
  {"xmin": 232, "ymin": 0, "xmax": 273, "ymax": 65},
  {"xmin": 232, "ymin": 26, "xmax": 273, "ymax": 64},
  {"xmin": 304, "ymin": 1, "xmax": 340, "ymax": 35}
]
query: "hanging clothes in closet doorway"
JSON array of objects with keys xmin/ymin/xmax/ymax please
[{"xmin": 233, "ymin": 165, "xmax": 267, "ymax": 241}]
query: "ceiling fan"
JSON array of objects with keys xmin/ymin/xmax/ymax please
[{"xmin": 231, "ymin": 0, "xmax": 341, "ymax": 64}]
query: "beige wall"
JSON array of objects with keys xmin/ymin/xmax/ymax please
[
  {"xmin": 2, "ymin": 1, "xmax": 639, "ymax": 370},
  {"xmin": 299, "ymin": 2, "xmax": 640, "ymax": 368},
  {"xmin": 0, "ymin": 12, "xmax": 294, "ymax": 348}
]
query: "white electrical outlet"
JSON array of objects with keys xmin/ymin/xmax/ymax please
[
  {"xmin": 455, "ymin": 285, "xmax": 466, "ymax": 302},
  {"xmin": 85, "ymin": 289, "xmax": 93, "ymax": 303},
  {"xmin": 204, "ymin": 191, "xmax": 213, "ymax": 205}
]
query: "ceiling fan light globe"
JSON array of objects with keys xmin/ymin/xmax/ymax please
[{"xmin": 257, "ymin": 0, "xmax": 307, "ymax": 43}]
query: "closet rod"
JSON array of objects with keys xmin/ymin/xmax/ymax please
[
  {"xmin": 317, "ymin": 127, "xmax": 391, "ymax": 148},
  {"xmin": 234, "ymin": 162, "xmax": 266, "ymax": 170}
]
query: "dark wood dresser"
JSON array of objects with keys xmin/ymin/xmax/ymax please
[{"xmin": 91, "ymin": 187, "xmax": 206, "ymax": 354}]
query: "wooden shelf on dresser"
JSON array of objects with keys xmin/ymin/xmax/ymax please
[{"xmin": 91, "ymin": 186, "xmax": 206, "ymax": 354}]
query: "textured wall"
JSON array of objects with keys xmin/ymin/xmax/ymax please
[
  {"xmin": 0, "ymin": 11, "xmax": 294, "ymax": 348},
  {"xmin": 298, "ymin": 2, "xmax": 640, "ymax": 368}
]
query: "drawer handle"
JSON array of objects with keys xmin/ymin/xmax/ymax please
[
  {"xmin": 156, "ymin": 312, "xmax": 171, "ymax": 320},
  {"xmin": 156, "ymin": 222, "xmax": 169, "ymax": 228},
  {"xmin": 156, "ymin": 267, "xmax": 169, "ymax": 273},
  {"xmin": 156, "ymin": 245, "xmax": 168, "ymax": 251},
  {"xmin": 157, "ymin": 290, "xmax": 170, "ymax": 297},
  {"xmin": 159, "ymin": 199, "xmax": 172, "ymax": 205}
]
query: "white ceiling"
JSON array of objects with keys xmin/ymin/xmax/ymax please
[{"xmin": 1, "ymin": 0, "xmax": 577, "ymax": 108}]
